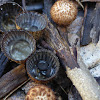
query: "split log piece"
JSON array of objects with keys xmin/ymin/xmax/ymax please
[
  {"xmin": 57, "ymin": 26, "xmax": 70, "ymax": 46},
  {"xmin": 44, "ymin": 21, "xmax": 100, "ymax": 100},
  {"xmin": 81, "ymin": 3, "xmax": 95, "ymax": 45},
  {"xmin": 0, "ymin": 64, "xmax": 28, "ymax": 99},
  {"xmin": 78, "ymin": 40, "xmax": 100, "ymax": 69},
  {"xmin": 0, "ymin": 51, "xmax": 8, "ymax": 77}
]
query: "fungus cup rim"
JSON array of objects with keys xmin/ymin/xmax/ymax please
[
  {"xmin": 15, "ymin": 11, "xmax": 48, "ymax": 32},
  {"xmin": 26, "ymin": 49, "xmax": 60, "ymax": 82},
  {"xmin": 1, "ymin": 29, "xmax": 36, "ymax": 64},
  {"xmin": 0, "ymin": 2, "xmax": 24, "ymax": 32}
]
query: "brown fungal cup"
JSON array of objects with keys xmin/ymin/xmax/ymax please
[
  {"xmin": 50, "ymin": 0, "xmax": 78, "ymax": 26},
  {"xmin": 0, "ymin": 2, "xmax": 24, "ymax": 32},
  {"xmin": 25, "ymin": 85, "xmax": 56, "ymax": 100},
  {"xmin": 16, "ymin": 11, "xmax": 47, "ymax": 40},
  {"xmin": 1, "ymin": 30, "xmax": 36, "ymax": 64},
  {"xmin": 26, "ymin": 49, "xmax": 60, "ymax": 83}
]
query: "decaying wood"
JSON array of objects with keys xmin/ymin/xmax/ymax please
[
  {"xmin": 0, "ymin": 64, "xmax": 28, "ymax": 99},
  {"xmin": 57, "ymin": 26, "xmax": 67, "ymax": 40},
  {"xmin": 67, "ymin": 16, "xmax": 83, "ymax": 35},
  {"xmin": 57, "ymin": 25, "xmax": 80, "ymax": 47},
  {"xmin": 68, "ymin": 52, "xmax": 100, "ymax": 100},
  {"xmin": 78, "ymin": 40, "xmax": 100, "ymax": 68},
  {"xmin": 4, "ymin": 79, "xmax": 30, "ymax": 100},
  {"xmin": 90, "ymin": 3, "xmax": 100, "ymax": 43},
  {"xmin": 57, "ymin": 26, "xmax": 71, "ymax": 46},
  {"xmin": 40, "ymin": 40, "xmax": 55, "ymax": 52},
  {"xmin": 44, "ymin": 21, "xmax": 100, "ymax": 100},
  {"xmin": 59, "ymin": 16, "xmax": 83, "ymax": 47},
  {"xmin": 81, "ymin": 3, "xmax": 95, "ymax": 45}
]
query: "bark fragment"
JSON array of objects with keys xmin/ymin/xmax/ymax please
[{"xmin": 0, "ymin": 64, "xmax": 28, "ymax": 99}]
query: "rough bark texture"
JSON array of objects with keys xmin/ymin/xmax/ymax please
[
  {"xmin": 0, "ymin": 64, "xmax": 28, "ymax": 99},
  {"xmin": 81, "ymin": 3, "xmax": 95, "ymax": 45},
  {"xmin": 44, "ymin": 21, "xmax": 100, "ymax": 100}
]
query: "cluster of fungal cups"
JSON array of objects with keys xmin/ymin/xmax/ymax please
[
  {"xmin": 0, "ymin": 2, "xmax": 48, "ymax": 63},
  {"xmin": 0, "ymin": 0, "xmax": 78, "ymax": 99}
]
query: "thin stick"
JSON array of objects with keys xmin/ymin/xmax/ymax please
[
  {"xmin": 3, "ymin": 78, "xmax": 30, "ymax": 100},
  {"xmin": 59, "ymin": 85, "xmax": 68, "ymax": 96}
]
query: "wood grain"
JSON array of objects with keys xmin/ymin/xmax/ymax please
[{"xmin": 0, "ymin": 64, "xmax": 28, "ymax": 99}]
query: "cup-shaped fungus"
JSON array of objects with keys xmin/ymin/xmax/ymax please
[
  {"xmin": 16, "ymin": 11, "xmax": 47, "ymax": 40},
  {"xmin": 50, "ymin": 0, "xmax": 78, "ymax": 26},
  {"xmin": 0, "ymin": 2, "xmax": 24, "ymax": 32},
  {"xmin": 26, "ymin": 49, "xmax": 60, "ymax": 83},
  {"xmin": 1, "ymin": 30, "xmax": 36, "ymax": 64},
  {"xmin": 25, "ymin": 85, "xmax": 56, "ymax": 100}
]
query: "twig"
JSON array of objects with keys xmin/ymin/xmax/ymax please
[
  {"xmin": 45, "ymin": 21, "xmax": 100, "ymax": 100},
  {"xmin": 3, "ymin": 78, "xmax": 30, "ymax": 100}
]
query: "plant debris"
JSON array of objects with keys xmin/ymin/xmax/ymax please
[{"xmin": 0, "ymin": 0, "xmax": 100, "ymax": 100}]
